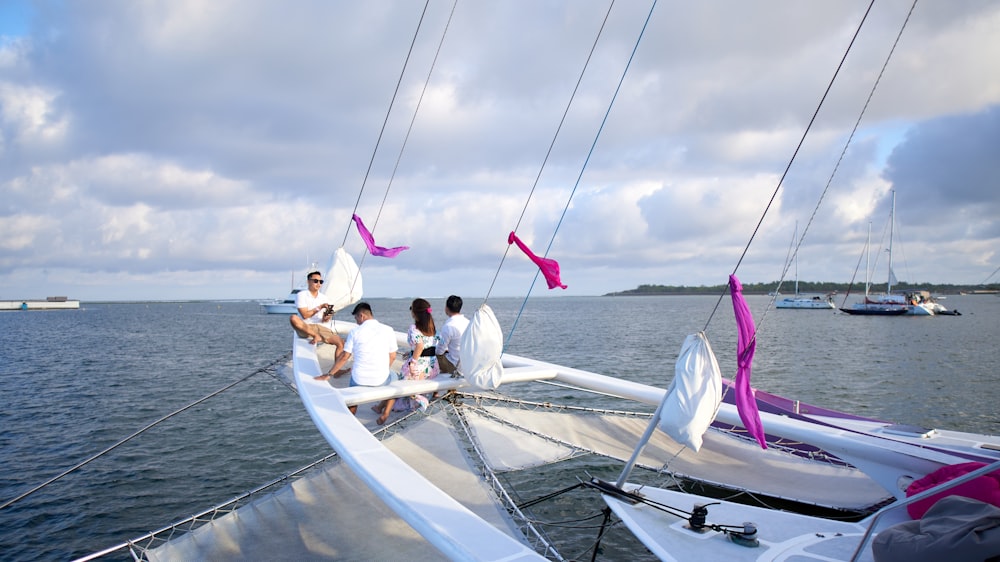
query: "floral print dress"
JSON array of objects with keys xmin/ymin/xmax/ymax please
[{"xmin": 396, "ymin": 325, "xmax": 439, "ymax": 411}]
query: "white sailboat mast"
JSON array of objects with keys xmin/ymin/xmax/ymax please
[
  {"xmin": 793, "ymin": 220, "xmax": 799, "ymax": 296},
  {"xmin": 865, "ymin": 221, "xmax": 872, "ymax": 297},
  {"xmin": 887, "ymin": 190, "xmax": 895, "ymax": 294}
]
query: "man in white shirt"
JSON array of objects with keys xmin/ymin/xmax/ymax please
[
  {"xmin": 289, "ymin": 271, "xmax": 343, "ymax": 353},
  {"xmin": 436, "ymin": 295, "xmax": 470, "ymax": 376},
  {"xmin": 316, "ymin": 302, "xmax": 398, "ymax": 424}
]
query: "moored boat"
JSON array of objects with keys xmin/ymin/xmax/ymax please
[
  {"xmin": 774, "ymin": 222, "xmax": 836, "ymax": 310},
  {"xmin": 259, "ymin": 262, "xmax": 322, "ymax": 315},
  {"xmin": 0, "ymin": 297, "xmax": 80, "ymax": 311},
  {"xmin": 841, "ymin": 193, "xmax": 959, "ymax": 317},
  {"xmin": 776, "ymin": 294, "xmax": 836, "ymax": 309}
]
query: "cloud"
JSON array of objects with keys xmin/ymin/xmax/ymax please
[{"xmin": 0, "ymin": 1, "xmax": 998, "ymax": 301}]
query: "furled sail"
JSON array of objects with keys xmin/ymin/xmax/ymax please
[
  {"xmin": 460, "ymin": 304, "xmax": 504, "ymax": 389},
  {"xmin": 323, "ymin": 247, "xmax": 363, "ymax": 312},
  {"xmin": 656, "ymin": 332, "xmax": 722, "ymax": 452}
]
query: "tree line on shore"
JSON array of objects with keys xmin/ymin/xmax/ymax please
[{"xmin": 605, "ymin": 281, "xmax": 1000, "ymax": 296}]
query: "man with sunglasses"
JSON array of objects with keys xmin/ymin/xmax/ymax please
[{"xmin": 289, "ymin": 271, "xmax": 343, "ymax": 352}]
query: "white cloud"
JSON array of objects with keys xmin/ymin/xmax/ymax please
[{"xmin": 0, "ymin": 1, "xmax": 998, "ymax": 301}]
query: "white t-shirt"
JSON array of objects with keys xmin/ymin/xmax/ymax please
[
  {"xmin": 438, "ymin": 313, "xmax": 469, "ymax": 364},
  {"xmin": 295, "ymin": 290, "xmax": 332, "ymax": 324},
  {"xmin": 344, "ymin": 318, "xmax": 398, "ymax": 386}
]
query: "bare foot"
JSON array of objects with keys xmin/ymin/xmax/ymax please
[
  {"xmin": 376, "ymin": 413, "xmax": 389, "ymax": 425},
  {"xmin": 371, "ymin": 404, "xmax": 380, "ymax": 413},
  {"xmin": 314, "ymin": 373, "xmax": 332, "ymax": 381}
]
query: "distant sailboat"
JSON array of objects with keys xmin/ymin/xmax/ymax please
[
  {"xmin": 774, "ymin": 222, "xmax": 835, "ymax": 310},
  {"xmin": 840, "ymin": 191, "xmax": 957, "ymax": 316}
]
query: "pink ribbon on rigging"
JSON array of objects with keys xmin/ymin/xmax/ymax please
[
  {"xmin": 729, "ymin": 274, "xmax": 767, "ymax": 449},
  {"xmin": 508, "ymin": 232, "xmax": 567, "ymax": 290},
  {"xmin": 352, "ymin": 214, "xmax": 409, "ymax": 258}
]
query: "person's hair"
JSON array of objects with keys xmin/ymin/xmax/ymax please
[
  {"xmin": 410, "ymin": 298, "xmax": 435, "ymax": 336},
  {"xmin": 351, "ymin": 302, "xmax": 372, "ymax": 316},
  {"xmin": 446, "ymin": 295, "xmax": 463, "ymax": 314},
  {"xmin": 307, "ymin": 271, "xmax": 322, "ymax": 280}
]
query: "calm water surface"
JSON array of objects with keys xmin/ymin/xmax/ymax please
[{"xmin": 0, "ymin": 295, "xmax": 997, "ymax": 560}]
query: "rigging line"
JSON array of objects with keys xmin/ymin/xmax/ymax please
[
  {"xmin": 981, "ymin": 264, "xmax": 1000, "ymax": 286},
  {"xmin": 702, "ymin": 0, "xmax": 877, "ymax": 333},
  {"xmin": 356, "ymin": 0, "xmax": 457, "ymax": 272},
  {"xmin": 528, "ymin": 0, "xmax": 658, "ymax": 281},
  {"xmin": 482, "ymin": 0, "xmax": 617, "ymax": 303},
  {"xmin": 0, "ymin": 353, "xmax": 289, "ymax": 512},
  {"xmin": 340, "ymin": 0, "xmax": 432, "ymax": 250},
  {"xmin": 765, "ymin": 0, "xmax": 918, "ymax": 321},
  {"xmin": 348, "ymin": 0, "xmax": 457, "ymax": 295},
  {"xmin": 507, "ymin": 0, "xmax": 660, "ymax": 347},
  {"xmin": 839, "ymin": 223, "xmax": 870, "ymax": 306}
]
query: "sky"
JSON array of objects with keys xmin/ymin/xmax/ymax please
[{"xmin": 1, "ymin": 1, "xmax": 998, "ymax": 302}]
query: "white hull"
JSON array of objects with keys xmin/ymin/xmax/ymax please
[
  {"xmin": 0, "ymin": 299, "xmax": 80, "ymax": 311},
  {"xmin": 293, "ymin": 334, "xmax": 549, "ymax": 561},
  {"xmin": 775, "ymin": 296, "xmax": 835, "ymax": 309},
  {"xmin": 288, "ymin": 324, "xmax": 995, "ymax": 561},
  {"xmin": 259, "ymin": 301, "xmax": 297, "ymax": 314},
  {"xmin": 604, "ymin": 485, "xmax": 879, "ymax": 561}
]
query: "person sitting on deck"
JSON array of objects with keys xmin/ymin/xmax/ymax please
[
  {"xmin": 397, "ymin": 298, "xmax": 440, "ymax": 412},
  {"xmin": 289, "ymin": 271, "xmax": 344, "ymax": 354},
  {"xmin": 436, "ymin": 295, "xmax": 469, "ymax": 377},
  {"xmin": 315, "ymin": 302, "xmax": 398, "ymax": 425}
]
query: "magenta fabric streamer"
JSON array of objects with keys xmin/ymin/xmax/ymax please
[
  {"xmin": 507, "ymin": 232, "xmax": 567, "ymax": 289},
  {"xmin": 352, "ymin": 214, "xmax": 409, "ymax": 258},
  {"xmin": 729, "ymin": 274, "xmax": 767, "ymax": 449}
]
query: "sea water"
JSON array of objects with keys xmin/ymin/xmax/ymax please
[{"xmin": 0, "ymin": 295, "xmax": 997, "ymax": 560}]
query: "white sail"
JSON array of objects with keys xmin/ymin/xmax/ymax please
[{"xmin": 323, "ymin": 247, "xmax": 363, "ymax": 312}]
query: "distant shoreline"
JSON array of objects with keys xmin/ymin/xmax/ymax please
[{"xmin": 604, "ymin": 282, "xmax": 999, "ymax": 297}]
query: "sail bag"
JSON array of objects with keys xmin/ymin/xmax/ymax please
[
  {"xmin": 657, "ymin": 332, "xmax": 722, "ymax": 452},
  {"xmin": 461, "ymin": 304, "xmax": 504, "ymax": 390}
]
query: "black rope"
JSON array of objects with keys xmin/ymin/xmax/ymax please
[
  {"xmin": 703, "ymin": 0, "xmax": 878, "ymax": 332},
  {"xmin": 516, "ymin": 482, "xmax": 588, "ymax": 510},
  {"xmin": 0, "ymin": 353, "xmax": 290, "ymax": 511},
  {"xmin": 340, "ymin": 0, "xmax": 433, "ymax": 248},
  {"xmin": 590, "ymin": 507, "xmax": 614, "ymax": 562},
  {"xmin": 484, "ymin": 0, "xmax": 619, "ymax": 303}
]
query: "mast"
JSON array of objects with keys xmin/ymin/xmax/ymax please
[
  {"xmin": 887, "ymin": 190, "xmax": 895, "ymax": 294},
  {"xmin": 864, "ymin": 221, "xmax": 871, "ymax": 297},
  {"xmin": 793, "ymin": 221, "xmax": 799, "ymax": 296}
]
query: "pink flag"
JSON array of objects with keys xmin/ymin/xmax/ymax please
[
  {"xmin": 508, "ymin": 232, "xmax": 567, "ymax": 290},
  {"xmin": 729, "ymin": 274, "xmax": 767, "ymax": 449},
  {"xmin": 352, "ymin": 214, "xmax": 409, "ymax": 258}
]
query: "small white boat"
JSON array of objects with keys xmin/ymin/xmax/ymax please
[
  {"xmin": 774, "ymin": 222, "xmax": 835, "ymax": 310},
  {"xmin": 0, "ymin": 297, "xmax": 80, "ymax": 311},
  {"xmin": 258, "ymin": 290, "xmax": 301, "ymax": 314},
  {"xmin": 775, "ymin": 294, "xmax": 835, "ymax": 309},
  {"xmin": 259, "ymin": 261, "xmax": 323, "ymax": 315}
]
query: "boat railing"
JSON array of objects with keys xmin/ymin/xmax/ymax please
[{"xmin": 850, "ymin": 459, "xmax": 1000, "ymax": 561}]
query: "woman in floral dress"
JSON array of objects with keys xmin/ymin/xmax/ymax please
[{"xmin": 398, "ymin": 298, "xmax": 439, "ymax": 412}]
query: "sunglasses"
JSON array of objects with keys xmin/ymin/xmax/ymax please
[{"xmin": 309, "ymin": 279, "xmax": 324, "ymax": 284}]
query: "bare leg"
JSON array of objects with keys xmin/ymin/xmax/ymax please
[
  {"xmin": 289, "ymin": 315, "xmax": 320, "ymax": 344},
  {"xmin": 317, "ymin": 327, "xmax": 344, "ymax": 354},
  {"xmin": 377, "ymin": 399, "xmax": 395, "ymax": 425}
]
